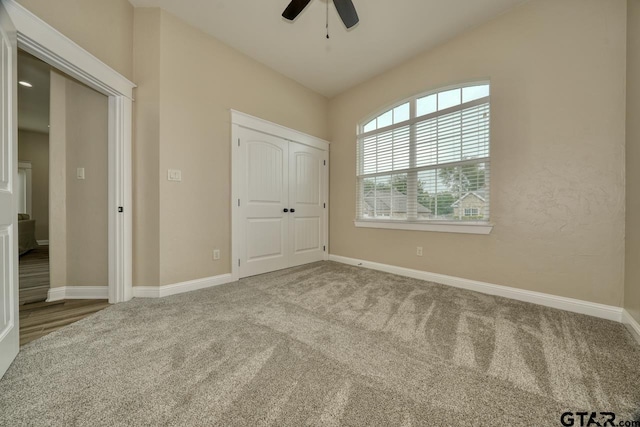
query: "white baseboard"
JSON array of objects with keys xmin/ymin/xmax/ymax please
[
  {"xmin": 329, "ymin": 255, "xmax": 623, "ymax": 323},
  {"xmin": 46, "ymin": 287, "xmax": 65, "ymax": 302},
  {"xmin": 47, "ymin": 286, "xmax": 109, "ymax": 302},
  {"xmin": 622, "ymin": 309, "xmax": 640, "ymax": 344},
  {"xmin": 37, "ymin": 240, "xmax": 49, "ymax": 246},
  {"xmin": 132, "ymin": 273, "xmax": 235, "ymax": 299}
]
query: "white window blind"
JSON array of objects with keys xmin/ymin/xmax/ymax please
[{"xmin": 357, "ymin": 83, "xmax": 490, "ymax": 223}]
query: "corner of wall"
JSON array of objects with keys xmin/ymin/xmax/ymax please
[{"xmin": 625, "ymin": 0, "xmax": 640, "ymax": 326}]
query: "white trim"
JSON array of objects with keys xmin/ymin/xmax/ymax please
[
  {"xmin": 359, "ymin": 96, "xmax": 489, "ymax": 139},
  {"xmin": 230, "ymin": 110, "xmax": 329, "ymax": 151},
  {"xmin": 5, "ymin": 0, "xmax": 135, "ymax": 304},
  {"xmin": 360, "ymin": 79, "xmax": 490, "ymax": 130},
  {"xmin": 4, "ymin": 1, "xmax": 134, "ymax": 98},
  {"xmin": 132, "ymin": 274, "xmax": 235, "ymax": 299},
  {"xmin": 354, "ymin": 220, "xmax": 493, "ymax": 235},
  {"xmin": 130, "ymin": 286, "xmax": 158, "ymax": 299},
  {"xmin": 36, "ymin": 239, "xmax": 48, "ymax": 245},
  {"xmin": 329, "ymin": 254, "xmax": 623, "ymax": 322},
  {"xmin": 323, "ymin": 156, "xmax": 329, "ymax": 261},
  {"xmin": 46, "ymin": 287, "xmax": 65, "ymax": 302},
  {"xmin": 231, "ymin": 122, "xmax": 239, "ymax": 282},
  {"xmin": 622, "ymin": 309, "xmax": 640, "ymax": 345},
  {"xmin": 46, "ymin": 286, "xmax": 108, "ymax": 302}
]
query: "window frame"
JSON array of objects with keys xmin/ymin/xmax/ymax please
[
  {"xmin": 464, "ymin": 208, "xmax": 479, "ymax": 217},
  {"xmin": 355, "ymin": 81, "xmax": 494, "ymax": 235}
]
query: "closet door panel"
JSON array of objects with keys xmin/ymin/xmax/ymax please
[
  {"xmin": 239, "ymin": 128, "xmax": 289, "ymax": 278},
  {"xmin": 289, "ymin": 143, "xmax": 326, "ymax": 267}
]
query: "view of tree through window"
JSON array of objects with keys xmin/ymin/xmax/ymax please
[{"xmin": 357, "ymin": 83, "xmax": 490, "ymax": 222}]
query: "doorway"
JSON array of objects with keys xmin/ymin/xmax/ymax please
[
  {"xmin": 16, "ymin": 50, "xmax": 113, "ymax": 345},
  {"xmin": 0, "ymin": 0, "xmax": 134, "ymax": 377},
  {"xmin": 17, "ymin": 51, "xmax": 50, "ymax": 305},
  {"xmin": 3, "ymin": 0, "xmax": 134, "ymax": 304}
]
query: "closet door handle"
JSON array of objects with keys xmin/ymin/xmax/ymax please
[
  {"xmin": 290, "ymin": 209, "xmax": 295, "ymax": 213},
  {"xmin": 283, "ymin": 209, "xmax": 289, "ymax": 213}
]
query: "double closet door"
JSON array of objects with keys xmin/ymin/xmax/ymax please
[{"xmin": 237, "ymin": 127, "xmax": 328, "ymax": 278}]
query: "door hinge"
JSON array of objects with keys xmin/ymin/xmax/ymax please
[
  {"xmin": 118, "ymin": 207, "xmax": 124, "ymax": 213},
  {"xmin": 238, "ymin": 259, "xmax": 241, "ymax": 267},
  {"xmin": 238, "ymin": 199, "xmax": 240, "ymax": 207},
  {"xmin": 323, "ymin": 203, "xmax": 326, "ymax": 209},
  {"xmin": 238, "ymin": 138, "xmax": 240, "ymax": 147},
  {"xmin": 323, "ymin": 246, "xmax": 326, "ymax": 252},
  {"xmin": 324, "ymin": 160, "xmax": 326, "ymax": 166}
]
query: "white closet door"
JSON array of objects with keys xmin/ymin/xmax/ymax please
[
  {"xmin": 288, "ymin": 142, "xmax": 326, "ymax": 267},
  {"xmin": 239, "ymin": 128, "xmax": 290, "ymax": 278}
]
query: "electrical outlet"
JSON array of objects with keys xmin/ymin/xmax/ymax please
[
  {"xmin": 213, "ymin": 249, "xmax": 220, "ymax": 260},
  {"xmin": 416, "ymin": 246, "xmax": 423, "ymax": 256}
]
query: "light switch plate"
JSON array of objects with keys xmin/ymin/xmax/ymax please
[
  {"xmin": 77, "ymin": 167, "xmax": 85, "ymax": 180},
  {"xmin": 168, "ymin": 169, "xmax": 182, "ymax": 182}
]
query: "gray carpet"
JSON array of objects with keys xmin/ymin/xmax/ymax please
[{"xmin": 1, "ymin": 261, "xmax": 639, "ymax": 426}]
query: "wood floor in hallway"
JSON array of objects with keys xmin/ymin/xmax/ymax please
[
  {"xmin": 19, "ymin": 245, "xmax": 50, "ymax": 305},
  {"xmin": 19, "ymin": 245, "xmax": 110, "ymax": 346},
  {"xmin": 19, "ymin": 299, "xmax": 110, "ymax": 346}
]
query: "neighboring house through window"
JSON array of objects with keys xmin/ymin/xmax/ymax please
[{"xmin": 356, "ymin": 82, "xmax": 491, "ymax": 233}]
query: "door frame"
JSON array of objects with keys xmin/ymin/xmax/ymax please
[
  {"xmin": 5, "ymin": 0, "xmax": 135, "ymax": 303},
  {"xmin": 230, "ymin": 110, "xmax": 330, "ymax": 281}
]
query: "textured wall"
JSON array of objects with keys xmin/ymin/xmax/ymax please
[
  {"xmin": 328, "ymin": 0, "xmax": 627, "ymax": 306},
  {"xmin": 16, "ymin": 0, "xmax": 134, "ymax": 80},
  {"xmin": 17, "ymin": 130, "xmax": 49, "ymax": 241},
  {"xmin": 625, "ymin": 0, "xmax": 640, "ymax": 324}
]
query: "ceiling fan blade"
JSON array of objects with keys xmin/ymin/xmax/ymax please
[
  {"xmin": 282, "ymin": 0, "xmax": 313, "ymax": 21},
  {"xmin": 333, "ymin": 0, "xmax": 359, "ymax": 29}
]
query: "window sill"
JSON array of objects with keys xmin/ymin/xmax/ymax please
[{"xmin": 354, "ymin": 220, "xmax": 493, "ymax": 235}]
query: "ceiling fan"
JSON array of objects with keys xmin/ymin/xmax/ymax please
[{"xmin": 282, "ymin": 0, "xmax": 359, "ymax": 29}]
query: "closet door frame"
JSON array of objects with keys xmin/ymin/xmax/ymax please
[{"xmin": 230, "ymin": 110, "xmax": 330, "ymax": 281}]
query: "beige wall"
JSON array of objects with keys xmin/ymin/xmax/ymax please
[
  {"xmin": 17, "ymin": 130, "xmax": 49, "ymax": 241},
  {"xmin": 328, "ymin": 0, "xmax": 627, "ymax": 307},
  {"xmin": 65, "ymin": 78, "xmax": 109, "ymax": 287},
  {"xmin": 132, "ymin": 9, "xmax": 161, "ymax": 287},
  {"xmin": 16, "ymin": 0, "xmax": 134, "ymax": 80},
  {"xmin": 625, "ymin": 0, "xmax": 640, "ymax": 324},
  {"xmin": 49, "ymin": 71, "xmax": 67, "ymax": 288},
  {"xmin": 133, "ymin": 9, "xmax": 329, "ymax": 286},
  {"xmin": 49, "ymin": 71, "xmax": 109, "ymax": 288}
]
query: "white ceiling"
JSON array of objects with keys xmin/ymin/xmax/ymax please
[{"xmin": 128, "ymin": 0, "xmax": 527, "ymax": 97}]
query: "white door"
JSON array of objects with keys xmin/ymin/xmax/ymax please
[
  {"xmin": 238, "ymin": 127, "xmax": 290, "ymax": 278},
  {"xmin": 237, "ymin": 128, "xmax": 327, "ymax": 278},
  {"xmin": 289, "ymin": 142, "xmax": 326, "ymax": 267},
  {"xmin": 0, "ymin": 2, "xmax": 19, "ymax": 378}
]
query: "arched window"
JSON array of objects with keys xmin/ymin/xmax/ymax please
[{"xmin": 356, "ymin": 82, "xmax": 491, "ymax": 232}]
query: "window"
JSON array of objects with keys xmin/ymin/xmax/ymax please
[
  {"xmin": 17, "ymin": 162, "xmax": 32, "ymax": 216},
  {"xmin": 356, "ymin": 82, "xmax": 492, "ymax": 234},
  {"xmin": 464, "ymin": 208, "xmax": 479, "ymax": 217}
]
